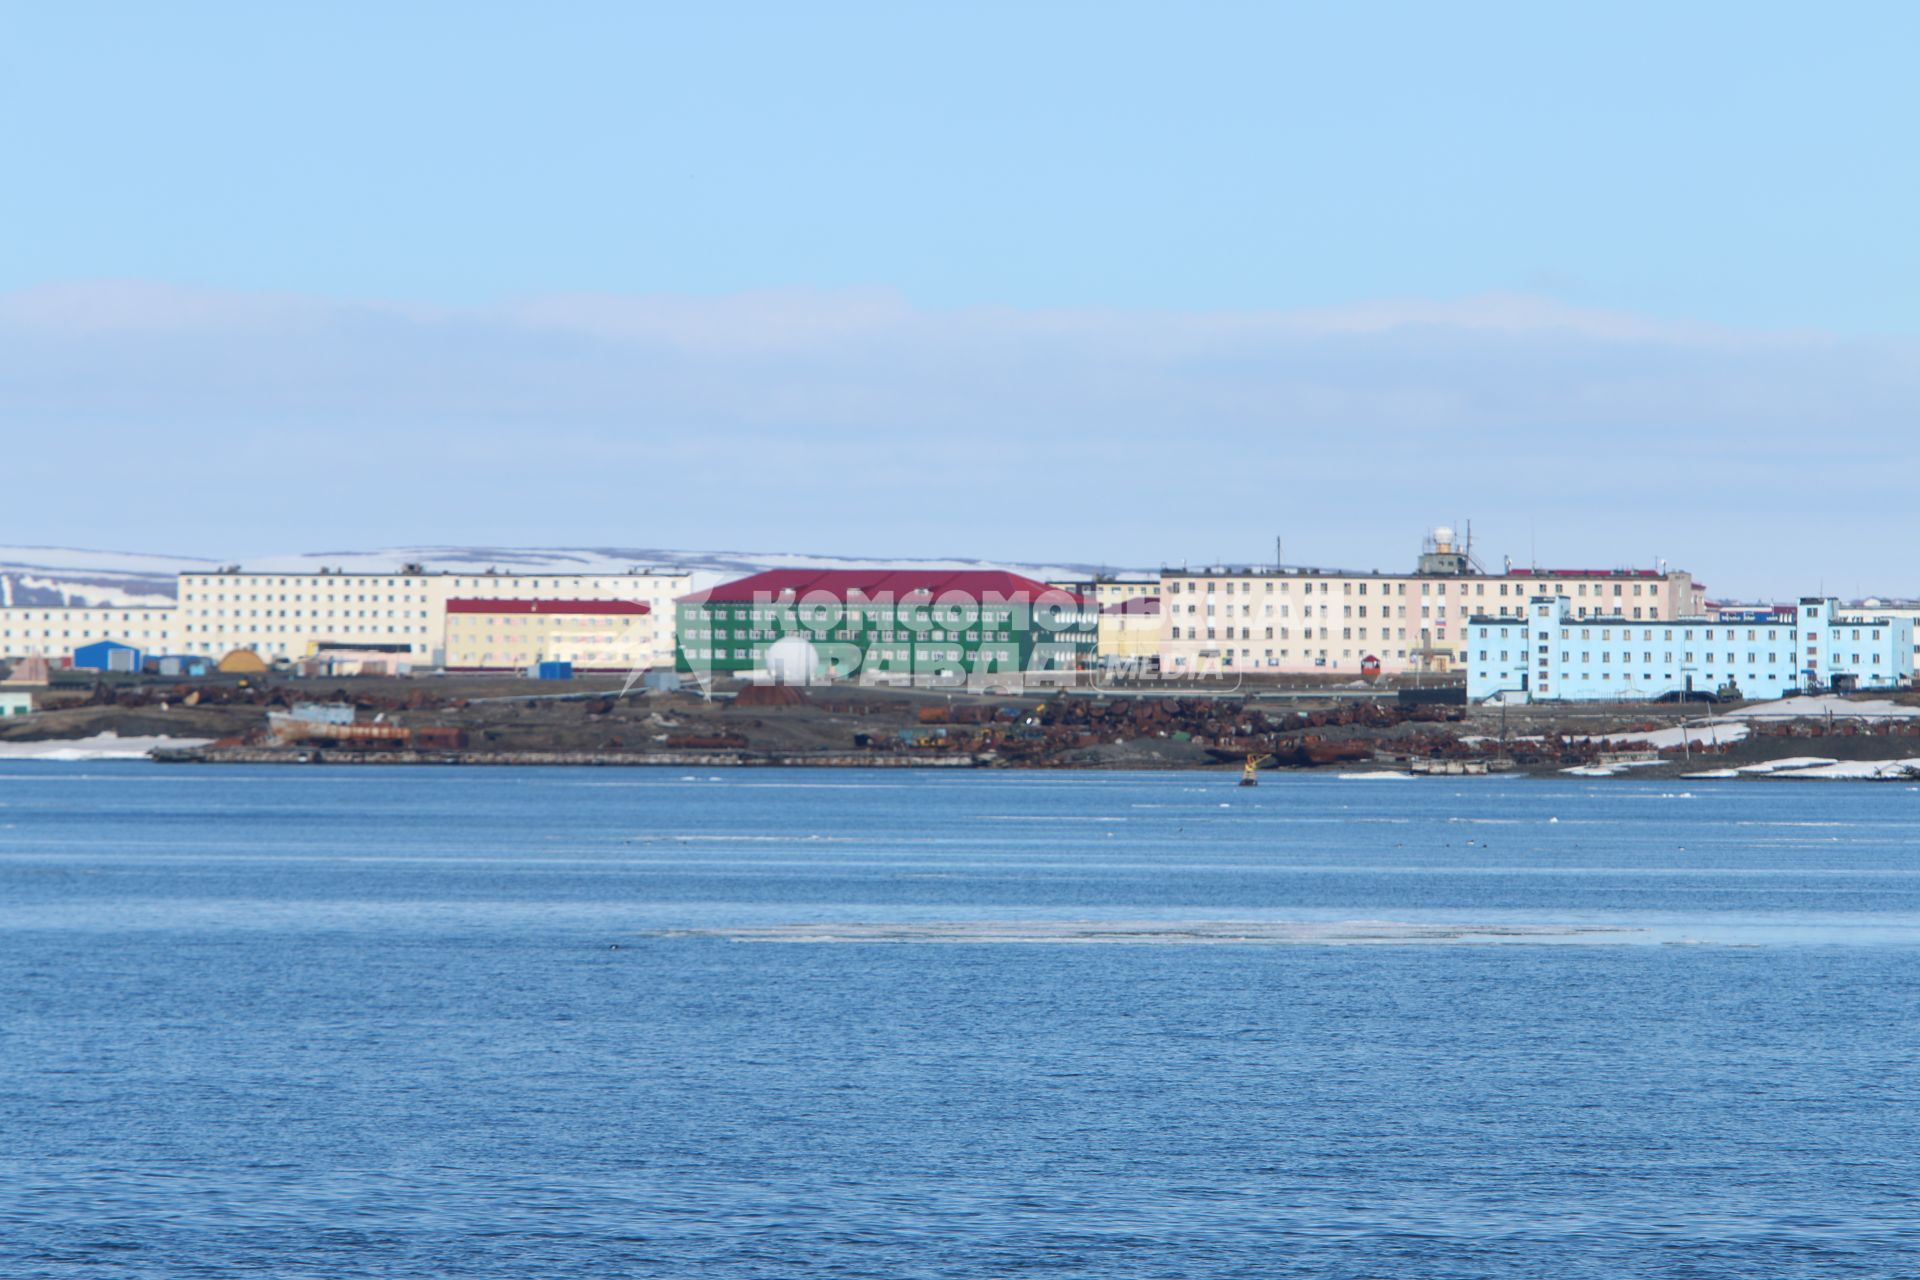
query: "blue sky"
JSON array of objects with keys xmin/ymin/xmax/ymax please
[{"xmin": 4, "ymin": 3, "xmax": 1917, "ymax": 595}]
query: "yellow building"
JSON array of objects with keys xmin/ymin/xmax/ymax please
[
  {"xmin": 443, "ymin": 598, "xmax": 654, "ymax": 671},
  {"xmin": 1050, "ymin": 575, "xmax": 1160, "ymax": 611},
  {"xmin": 1097, "ymin": 596, "xmax": 1161, "ymax": 669}
]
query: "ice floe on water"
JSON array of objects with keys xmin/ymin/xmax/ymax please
[
  {"xmin": 1737, "ymin": 757, "xmax": 1840, "ymax": 774},
  {"xmin": 1563, "ymin": 759, "xmax": 1666, "ymax": 777},
  {"xmin": 1763, "ymin": 758, "xmax": 1920, "ymax": 780},
  {"xmin": 657, "ymin": 920, "xmax": 1639, "ymax": 945},
  {"xmin": 1679, "ymin": 755, "xmax": 1920, "ymax": 781}
]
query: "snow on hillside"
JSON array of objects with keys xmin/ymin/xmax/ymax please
[
  {"xmin": 0, "ymin": 547, "xmax": 211, "ymax": 607},
  {"xmin": 0, "ymin": 544, "xmax": 1139, "ymax": 606}
]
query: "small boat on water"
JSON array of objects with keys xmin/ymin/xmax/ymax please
[{"xmin": 1240, "ymin": 754, "xmax": 1260, "ymax": 787}]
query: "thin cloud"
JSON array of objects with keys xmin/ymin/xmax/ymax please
[{"xmin": 0, "ymin": 281, "xmax": 1914, "ymax": 596}]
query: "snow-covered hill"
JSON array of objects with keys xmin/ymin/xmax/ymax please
[
  {"xmin": 0, "ymin": 545, "xmax": 1144, "ymax": 607},
  {"xmin": 0, "ymin": 547, "xmax": 217, "ymax": 607}
]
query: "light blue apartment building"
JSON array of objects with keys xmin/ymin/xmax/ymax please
[{"xmin": 1466, "ymin": 596, "xmax": 1915, "ymax": 703}]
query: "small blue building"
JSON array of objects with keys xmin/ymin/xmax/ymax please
[
  {"xmin": 71, "ymin": 640, "xmax": 144, "ymax": 674},
  {"xmin": 1467, "ymin": 596, "xmax": 1916, "ymax": 703},
  {"xmin": 146, "ymin": 655, "xmax": 213, "ymax": 678}
]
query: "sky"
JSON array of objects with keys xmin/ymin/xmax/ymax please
[{"xmin": 3, "ymin": 2, "xmax": 1917, "ymax": 598}]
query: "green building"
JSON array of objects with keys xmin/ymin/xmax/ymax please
[{"xmin": 676, "ymin": 569, "xmax": 1097, "ymax": 684}]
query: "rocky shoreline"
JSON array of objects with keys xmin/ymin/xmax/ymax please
[{"xmin": 7, "ymin": 675, "xmax": 1920, "ymax": 777}]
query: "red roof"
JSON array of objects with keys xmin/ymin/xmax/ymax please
[
  {"xmin": 446, "ymin": 598, "xmax": 649, "ymax": 615},
  {"xmin": 682, "ymin": 569, "xmax": 1082, "ymax": 605}
]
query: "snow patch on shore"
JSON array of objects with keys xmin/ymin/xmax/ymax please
[
  {"xmin": 1725, "ymin": 696, "xmax": 1920, "ymax": 721},
  {"xmin": 1590, "ymin": 721, "xmax": 1750, "ymax": 750},
  {"xmin": 0, "ymin": 733, "xmax": 211, "ymax": 761}
]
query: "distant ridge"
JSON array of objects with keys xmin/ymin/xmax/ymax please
[{"xmin": 0, "ymin": 545, "xmax": 1146, "ymax": 608}]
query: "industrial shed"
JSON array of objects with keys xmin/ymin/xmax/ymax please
[{"xmin": 72, "ymin": 640, "xmax": 144, "ymax": 673}]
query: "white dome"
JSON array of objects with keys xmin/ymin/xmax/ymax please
[
  {"xmin": 1432, "ymin": 525, "xmax": 1455, "ymax": 544},
  {"xmin": 765, "ymin": 634, "xmax": 820, "ymax": 685}
]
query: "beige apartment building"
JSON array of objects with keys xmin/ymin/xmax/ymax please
[
  {"xmin": 1159, "ymin": 545, "xmax": 1696, "ymax": 676},
  {"xmin": 0, "ymin": 606, "xmax": 180, "ymax": 660},
  {"xmin": 175, "ymin": 569, "xmax": 441, "ymax": 662},
  {"xmin": 173, "ymin": 566, "xmax": 691, "ymax": 668}
]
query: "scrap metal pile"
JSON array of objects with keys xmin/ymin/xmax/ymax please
[{"xmin": 1003, "ymin": 696, "xmax": 1469, "ymax": 766}]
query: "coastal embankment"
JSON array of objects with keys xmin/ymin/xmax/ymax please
[{"xmin": 7, "ymin": 674, "xmax": 1920, "ymax": 776}]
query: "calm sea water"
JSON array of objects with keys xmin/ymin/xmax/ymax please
[{"xmin": 4, "ymin": 764, "xmax": 1920, "ymax": 1277}]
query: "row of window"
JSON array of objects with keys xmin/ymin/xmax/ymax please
[
  {"xmin": 1483, "ymin": 649, "xmax": 1883, "ymax": 667},
  {"xmin": 453, "ymin": 617, "xmax": 640, "ymax": 628},
  {"xmin": 683, "ymin": 645, "xmax": 1051, "ymax": 665},
  {"xmin": 183, "ymin": 578, "xmax": 426, "ymax": 589},
  {"xmin": 186, "ymin": 609, "xmax": 424, "ymax": 619},
  {"xmin": 1168, "ymin": 579, "xmax": 1666, "ymax": 598},
  {"xmin": 0, "ymin": 612, "xmax": 172, "ymax": 623},
  {"xmin": 1483, "ymin": 626, "xmax": 1883, "ymax": 642},
  {"xmin": 1480, "ymin": 670, "xmax": 1800, "ymax": 685},
  {"xmin": 1168, "ymin": 650, "xmax": 1411, "ymax": 666},
  {"xmin": 1, "ymin": 629, "xmax": 172, "ymax": 640},
  {"xmin": 462, "ymin": 651, "xmax": 637, "ymax": 663},
  {"xmin": 184, "ymin": 595, "xmax": 426, "ymax": 605},
  {"xmin": 1174, "ymin": 626, "xmax": 1417, "ymax": 642},
  {"xmin": 1175, "ymin": 602, "xmax": 1499, "ymax": 621},
  {"xmin": 184, "ymin": 576, "xmax": 678, "ymax": 589},
  {"xmin": 183, "ymin": 623, "xmax": 428, "ymax": 634}
]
